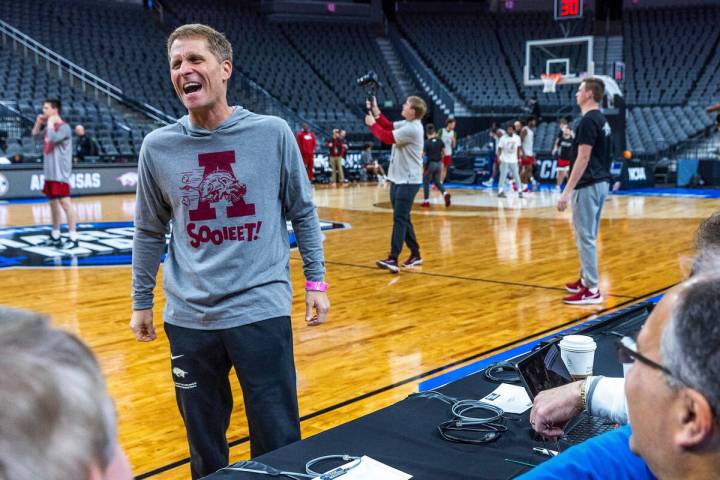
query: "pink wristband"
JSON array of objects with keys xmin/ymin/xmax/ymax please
[{"xmin": 305, "ymin": 281, "xmax": 328, "ymax": 292}]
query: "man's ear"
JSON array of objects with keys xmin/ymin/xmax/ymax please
[
  {"xmin": 674, "ymin": 388, "xmax": 714, "ymax": 449},
  {"xmin": 222, "ymin": 60, "xmax": 232, "ymax": 82}
]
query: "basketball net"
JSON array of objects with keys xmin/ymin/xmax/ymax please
[{"xmin": 541, "ymin": 73, "xmax": 563, "ymax": 93}]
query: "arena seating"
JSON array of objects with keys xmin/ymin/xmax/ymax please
[
  {"xmin": 279, "ymin": 22, "xmax": 404, "ymax": 109},
  {"xmin": 626, "ymin": 106, "xmax": 712, "ymax": 156},
  {"xmin": 0, "ymin": 0, "xmax": 179, "ymax": 118},
  {"xmin": 2, "ymin": 0, "xmax": 718, "ymax": 163},
  {"xmin": 688, "ymin": 26, "xmax": 720, "ymax": 108},
  {"xmin": 397, "ymin": 13, "xmax": 521, "ymax": 111},
  {"xmin": 170, "ymin": 0, "xmax": 370, "ymax": 135},
  {"xmin": 0, "ymin": 41, "xmax": 156, "ymax": 159},
  {"xmin": 623, "ymin": 6, "xmax": 720, "ymax": 106}
]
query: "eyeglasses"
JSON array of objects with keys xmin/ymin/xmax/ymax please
[
  {"xmin": 616, "ymin": 336, "xmax": 673, "ymax": 377},
  {"xmin": 618, "ymin": 336, "xmax": 719, "ymax": 421}
]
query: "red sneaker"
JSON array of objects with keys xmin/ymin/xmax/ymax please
[
  {"xmin": 563, "ymin": 287, "xmax": 603, "ymax": 305},
  {"xmin": 376, "ymin": 257, "xmax": 400, "ymax": 273},
  {"xmin": 565, "ymin": 278, "xmax": 584, "ymax": 293},
  {"xmin": 402, "ymin": 255, "xmax": 423, "ymax": 268},
  {"xmin": 444, "ymin": 192, "xmax": 451, "ymax": 207},
  {"xmin": 421, "ymin": 201, "xmax": 430, "ymax": 208}
]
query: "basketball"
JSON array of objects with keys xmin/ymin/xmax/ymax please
[{"xmin": 623, "ymin": 150, "xmax": 633, "ymax": 160}]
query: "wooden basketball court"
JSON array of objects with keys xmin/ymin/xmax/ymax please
[{"xmin": 0, "ymin": 185, "xmax": 711, "ymax": 479}]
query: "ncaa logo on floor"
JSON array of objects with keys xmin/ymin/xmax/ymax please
[
  {"xmin": 0, "ymin": 173, "xmax": 9, "ymax": 197},
  {"xmin": 0, "ymin": 220, "xmax": 349, "ymax": 269}
]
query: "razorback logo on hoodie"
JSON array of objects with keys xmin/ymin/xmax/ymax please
[{"xmin": 179, "ymin": 150, "xmax": 262, "ymax": 248}]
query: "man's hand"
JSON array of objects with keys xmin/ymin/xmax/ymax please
[
  {"xmin": 366, "ymin": 97, "xmax": 381, "ymax": 118},
  {"xmin": 529, "ymin": 381, "xmax": 584, "ymax": 438},
  {"xmin": 557, "ymin": 190, "xmax": 571, "ymax": 212},
  {"xmin": 47, "ymin": 114, "xmax": 60, "ymax": 129},
  {"xmin": 305, "ymin": 291, "xmax": 330, "ymax": 326},
  {"xmin": 364, "ymin": 113, "xmax": 376, "ymax": 128},
  {"xmin": 32, "ymin": 114, "xmax": 47, "ymax": 136},
  {"xmin": 130, "ymin": 309, "xmax": 157, "ymax": 341}
]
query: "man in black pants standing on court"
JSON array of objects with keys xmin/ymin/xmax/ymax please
[
  {"xmin": 365, "ymin": 96, "xmax": 426, "ymax": 273},
  {"xmin": 130, "ymin": 24, "xmax": 330, "ymax": 478},
  {"xmin": 421, "ymin": 124, "xmax": 451, "ymax": 208}
]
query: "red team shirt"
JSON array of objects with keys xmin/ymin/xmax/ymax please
[{"xmin": 296, "ymin": 130, "xmax": 317, "ymax": 156}]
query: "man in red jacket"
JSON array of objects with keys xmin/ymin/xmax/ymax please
[{"xmin": 296, "ymin": 123, "xmax": 317, "ymax": 181}]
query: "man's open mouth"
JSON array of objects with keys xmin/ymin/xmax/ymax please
[{"xmin": 182, "ymin": 82, "xmax": 202, "ymax": 94}]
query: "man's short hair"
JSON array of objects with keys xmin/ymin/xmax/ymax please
[
  {"xmin": 446, "ymin": 118, "xmax": 455, "ymax": 126},
  {"xmin": 407, "ymin": 96, "xmax": 427, "ymax": 120},
  {"xmin": 0, "ymin": 308, "xmax": 117, "ymax": 480},
  {"xmin": 426, "ymin": 123, "xmax": 436, "ymax": 135},
  {"xmin": 581, "ymin": 77, "xmax": 605, "ymax": 103},
  {"xmin": 695, "ymin": 212, "xmax": 720, "ymax": 252},
  {"xmin": 167, "ymin": 23, "xmax": 233, "ymax": 64},
  {"xmin": 559, "ymin": 117, "xmax": 568, "ymax": 125},
  {"xmin": 661, "ymin": 274, "xmax": 720, "ymax": 417},
  {"xmin": 44, "ymin": 98, "xmax": 62, "ymax": 114}
]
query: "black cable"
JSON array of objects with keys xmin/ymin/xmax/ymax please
[
  {"xmin": 483, "ymin": 361, "xmax": 522, "ymax": 385},
  {"xmin": 438, "ymin": 419, "xmax": 507, "ymax": 445},
  {"xmin": 411, "ymin": 390, "xmax": 508, "ymax": 445}
]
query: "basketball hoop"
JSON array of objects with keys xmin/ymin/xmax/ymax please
[{"xmin": 541, "ymin": 73, "xmax": 563, "ymax": 93}]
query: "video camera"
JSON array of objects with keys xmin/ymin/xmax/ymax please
[{"xmin": 356, "ymin": 70, "xmax": 381, "ymax": 104}]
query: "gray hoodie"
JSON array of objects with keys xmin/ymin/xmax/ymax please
[{"xmin": 132, "ymin": 107, "xmax": 325, "ymax": 329}]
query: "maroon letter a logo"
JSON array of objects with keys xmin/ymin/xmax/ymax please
[{"xmin": 188, "ymin": 151, "xmax": 256, "ymax": 221}]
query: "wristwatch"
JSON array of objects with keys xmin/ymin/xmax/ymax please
[
  {"xmin": 305, "ymin": 281, "xmax": 328, "ymax": 292},
  {"xmin": 579, "ymin": 379, "xmax": 588, "ymax": 411}
]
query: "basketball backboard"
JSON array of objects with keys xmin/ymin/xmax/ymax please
[{"xmin": 524, "ymin": 36, "xmax": 594, "ymax": 87}]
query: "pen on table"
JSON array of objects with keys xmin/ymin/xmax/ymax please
[{"xmin": 504, "ymin": 458, "xmax": 538, "ymax": 468}]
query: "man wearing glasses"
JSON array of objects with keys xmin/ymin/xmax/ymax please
[
  {"xmin": 530, "ymin": 212, "xmax": 720, "ymax": 435},
  {"xmin": 520, "ymin": 270, "xmax": 720, "ymax": 479}
]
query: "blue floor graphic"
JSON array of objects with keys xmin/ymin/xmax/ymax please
[
  {"xmin": 418, "ymin": 298, "xmax": 663, "ymax": 392},
  {"xmin": 444, "ymin": 183, "xmax": 720, "ymax": 198},
  {"xmin": 0, "ymin": 197, "xmax": 50, "ymax": 205},
  {"xmin": 611, "ymin": 187, "xmax": 720, "ymax": 199}
]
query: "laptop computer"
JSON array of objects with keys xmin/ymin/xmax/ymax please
[{"xmin": 516, "ymin": 342, "xmax": 617, "ymax": 444}]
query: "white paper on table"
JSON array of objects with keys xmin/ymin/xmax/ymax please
[
  {"xmin": 312, "ymin": 455, "xmax": 412, "ymax": 480},
  {"xmin": 480, "ymin": 383, "xmax": 532, "ymax": 414}
]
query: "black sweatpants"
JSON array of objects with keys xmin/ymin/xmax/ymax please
[
  {"xmin": 389, "ymin": 182, "xmax": 421, "ymax": 259},
  {"xmin": 423, "ymin": 161, "xmax": 445, "ymax": 200},
  {"xmin": 164, "ymin": 317, "xmax": 300, "ymax": 479}
]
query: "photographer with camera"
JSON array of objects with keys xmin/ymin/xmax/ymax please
[{"xmin": 365, "ymin": 96, "xmax": 426, "ymax": 273}]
